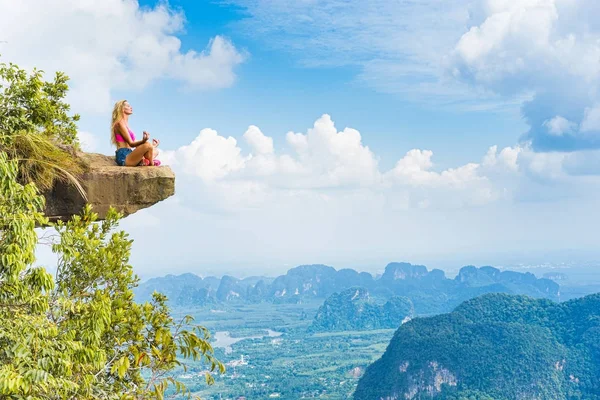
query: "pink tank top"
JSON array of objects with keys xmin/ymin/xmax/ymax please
[{"xmin": 115, "ymin": 127, "xmax": 136, "ymax": 143}]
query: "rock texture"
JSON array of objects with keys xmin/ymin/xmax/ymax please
[{"xmin": 44, "ymin": 152, "xmax": 175, "ymax": 222}]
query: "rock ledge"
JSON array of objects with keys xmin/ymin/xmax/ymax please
[{"xmin": 44, "ymin": 152, "xmax": 175, "ymax": 222}]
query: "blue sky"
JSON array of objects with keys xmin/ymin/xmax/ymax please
[
  {"xmin": 112, "ymin": 0, "xmax": 529, "ymax": 169},
  {"xmin": 3, "ymin": 0, "xmax": 600, "ymax": 278}
]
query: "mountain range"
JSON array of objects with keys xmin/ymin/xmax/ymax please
[{"xmin": 135, "ymin": 262, "xmax": 560, "ymax": 316}]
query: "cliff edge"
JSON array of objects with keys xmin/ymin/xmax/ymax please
[{"xmin": 44, "ymin": 152, "xmax": 175, "ymax": 222}]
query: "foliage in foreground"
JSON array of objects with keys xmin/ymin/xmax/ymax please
[
  {"xmin": 0, "ymin": 56, "xmax": 225, "ymax": 397},
  {"xmin": 0, "ymin": 59, "xmax": 83, "ymax": 190},
  {"xmin": 0, "ymin": 152, "xmax": 224, "ymax": 398}
]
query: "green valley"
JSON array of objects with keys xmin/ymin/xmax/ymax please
[{"xmin": 166, "ymin": 301, "xmax": 395, "ymax": 399}]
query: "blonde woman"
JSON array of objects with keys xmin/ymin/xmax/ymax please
[{"xmin": 111, "ymin": 100, "xmax": 161, "ymax": 166}]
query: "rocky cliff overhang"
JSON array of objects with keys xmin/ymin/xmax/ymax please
[{"xmin": 44, "ymin": 152, "xmax": 175, "ymax": 222}]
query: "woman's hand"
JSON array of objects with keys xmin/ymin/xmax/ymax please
[
  {"xmin": 152, "ymin": 138, "xmax": 160, "ymax": 147},
  {"xmin": 142, "ymin": 131, "xmax": 150, "ymax": 142}
]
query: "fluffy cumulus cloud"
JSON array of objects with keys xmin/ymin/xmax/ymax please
[
  {"xmin": 162, "ymin": 112, "xmax": 600, "ymax": 217},
  {"xmin": 162, "ymin": 128, "xmax": 249, "ymax": 181},
  {"xmin": 283, "ymin": 115, "xmax": 381, "ymax": 188},
  {"xmin": 0, "ymin": 0, "xmax": 245, "ymax": 113},
  {"xmin": 162, "ymin": 114, "xmax": 595, "ymax": 213},
  {"xmin": 544, "ymin": 116, "xmax": 577, "ymax": 136},
  {"xmin": 482, "ymin": 145, "xmax": 520, "ymax": 172},
  {"xmin": 387, "ymin": 149, "xmax": 483, "ymax": 189},
  {"xmin": 451, "ymin": 0, "xmax": 600, "ymax": 151},
  {"xmin": 244, "ymin": 126, "xmax": 274, "ymax": 155},
  {"xmin": 164, "ymin": 115, "xmax": 381, "ymax": 192}
]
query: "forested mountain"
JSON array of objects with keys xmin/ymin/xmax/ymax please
[
  {"xmin": 354, "ymin": 293, "xmax": 600, "ymax": 400},
  {"xmin": 309, "ymin": 287, "xmax": 414, "ymax": 332}
]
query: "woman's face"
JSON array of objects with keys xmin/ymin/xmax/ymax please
[{"xmin": 123, "ymin": 102, "xmax": 133, "ymax": 115}]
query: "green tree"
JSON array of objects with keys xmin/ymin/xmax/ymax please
[
  {"xmin": 0, "ymin": 62, "xmax": 224, "ymax": 398},
  {"xmin": 0, "ymin": 60, "xmax": 83, "ymax": 191}
]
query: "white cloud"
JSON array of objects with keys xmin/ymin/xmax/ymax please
[
  {"xmin": 543, "ymin": 116, "xmax": 576, "ymax": 136},
  {"xmin": 167, "ymin": 114, "xmax": 382, "ymax": 189},
  {"xmin": 452, "ymin": 0, "xmax": 600, "ymax": 86},
  {"xmin": 162, "ymin": 128, "xmax": 249, "ymax": 181},
  {"xmin": 385, "ymin": 149, "xmax": 496, "ymax": 208},
  {"xmin": 163, "ymin": 115, "xmax": 531, "ymax": 212},
  {"xmin": 282, "ymin": 115, "xmax": 381, "ymax": 188},
  {"xmin": 454, "ymin": 0, "xmax": 560, "ymax": 83},
  {"xmin": 161, "ymin": 113, "xmax": 600, "ymax": 216},
  {"xmin": 387, "ymin": 148, "xmax": 498, "ymax": 194},
  {"xmin": 518, "ymin": 147, "xmax": 566, "ymax": 180},
  {"xmin": 386, "ymin": 149, "xmax": 488, "ymax": 191},
  {"xmin": 482, "ymin": 145, "xmax": 521, "ymax": 172},
  {"xmin": 0, "ymin": 0, "xmax": 245, "ymax": 113},
  {"xmin": 388, "ymin": 149, "xmax": 435, "ymax": 185},
  {"xmin": 449, "ymin": 0, "xmax": 600, "ymax": 150},
  {"xmin": 169, "ymin": 36, "xmax": 245, "ymax": 88},
  {"xmin": 244, "ymin": 125, "xmax": 274, "ymax": 155}
]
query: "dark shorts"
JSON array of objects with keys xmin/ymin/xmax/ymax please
[{"xmin": 115, "ymin": 148, "xmax": 133, "ymax": 166}]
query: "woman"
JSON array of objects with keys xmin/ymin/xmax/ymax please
[{"xmin": 111, "ymin": 100, "xmax": 160, "ymax": 166}]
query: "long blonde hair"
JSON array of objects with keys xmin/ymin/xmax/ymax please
[{"xmin": 110, "ymin": 100, "xmax": 128, "ymax": 146}]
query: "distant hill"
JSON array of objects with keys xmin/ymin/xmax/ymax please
[
  {"xmin": 134, "ymin": 262, "xmax": 560, "ymax": 315},
  {"xmin": 134, "ymin": 273, "xmax": 217, "ymax": 306},
  {"xmin": 268, "ymin": 264, "xmax": 376, "ymax": 302},
  {"xmin": 373, "ymin": 262, "xmax": 559, "ymax": 314},
  {"xmin": 134, "ymin": 273, "xmax": 274, "ymax": 305},
  {"xmin": 354, "ymin": 293, "xmax": 600, "ymax": 400},
  {"xmin": 309, "ymin": 287, "xmax": 413, "ymax": 332}
]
